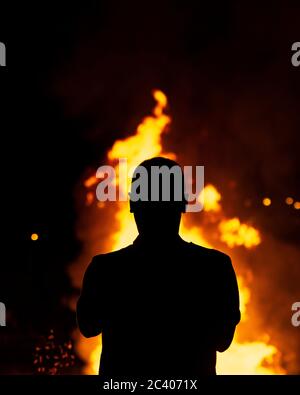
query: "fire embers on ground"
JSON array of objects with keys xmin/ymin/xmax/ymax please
[{"xmin": 33, "ymin": 330, "xmax": 75, "ymax": 374}]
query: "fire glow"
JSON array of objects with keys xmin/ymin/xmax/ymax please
[{"xmin": 71, "ymin": 90, "xmax": 286, "ymax": 375}]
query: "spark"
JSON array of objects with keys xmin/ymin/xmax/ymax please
[
  {"xmin": 262, "ymin": 198, "xmax": 271, "ymax": 207},
  {"xmin": 285, "ymin": 197, "xmax": 294, "ymax": 205},
  {"xmin": 31, "ymin": 233, "xmax": 39, "ymax": 241}
]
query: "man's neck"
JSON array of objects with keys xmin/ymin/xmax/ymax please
[{"xmin": 134, "ymin": 232, "xmax": 182, "ymax": 246}]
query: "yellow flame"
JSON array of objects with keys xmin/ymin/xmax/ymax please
[
  {"xmin": 107, "ymin": 90, "xmax": 174, "ymax": 251},
  {"xmin": 78, "ymin": 89, "xmax": 284, "ymax": 375},
  {"xmin": 217, "ymin": 342, "xmax": 284, "ymax": 374},
  {"xmin": 199, "ymin": 184, "xmax": 221, "ymax": 212},
  {"xmin": 108, "ymin": 89, "xmax": 173, "ymax": 167},
  {"xmin": 219, "ymin": 282, "xmax": 284, "ymax": 374},
  {"xmin": 219, "ymin": 218, "xmax": 261, "ymax": 248},
  {"xmin": 76, "ymin": 333, "xmax": 102, "ymax": 374}
]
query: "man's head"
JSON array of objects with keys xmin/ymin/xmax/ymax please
[{"xmin": 129, "ymin": 157, "xmax": 186, "ymax": 238}]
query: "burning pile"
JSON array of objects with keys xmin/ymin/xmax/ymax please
[{"xmin": 70, "ymin": 90, "xmax": 286, "ymax": 375}]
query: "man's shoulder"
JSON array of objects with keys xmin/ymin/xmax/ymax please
[
  {"xmin": 90, "ymin": 245, "xmax": 134, "ymax": 265},
  {"xmin": 84, "ymin": 245, "xmax": 134, "ymax": 277},
  {"xmin": 187, "ymin": 241, "xmax": 230, "ymax": 262}
]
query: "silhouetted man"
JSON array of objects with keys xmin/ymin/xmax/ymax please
[{"xmin": 77, "ymin": 157, "xmax": 240, "ymax": 376}]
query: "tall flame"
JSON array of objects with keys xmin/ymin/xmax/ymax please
[
  {"xmin": 107, "ymin": 90, "xmax": 175, "ymax": 250},
  {"xmin": 75, "ymin": 90, "xmax": 285, "ymax": 375}
]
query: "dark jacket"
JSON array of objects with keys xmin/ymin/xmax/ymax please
[{"xmin": 77, "ymin": 235, "xmax": 240, "ymax": 376}]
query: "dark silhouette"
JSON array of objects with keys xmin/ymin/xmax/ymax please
[{"xmin": 77, "ymin": 157, "xmax": 241, "ymax": 376}]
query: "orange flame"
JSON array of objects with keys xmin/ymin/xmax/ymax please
[
  {"xmin": 76, "ymin": 90, "xmax": 285, "ymax": 375},
  {"xmin": 107, "ymin": 89, "xmax": 175, "ymax": 251},
  {"xmin": 219, "ymin": 218, "xmax": 261, "ymax": 249},
  {"xmin": 199, "ymin": 184, "xmax": 221, "ymax": 212}
]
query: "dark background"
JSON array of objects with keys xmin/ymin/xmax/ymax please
[{"xmin": 0, "ymin": 0, "xmax": 299, "ymax": 374}]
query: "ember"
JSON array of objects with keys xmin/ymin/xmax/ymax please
[{"xmin": 33, "ymin": 330, "xmax": 75, "ymax": 375}]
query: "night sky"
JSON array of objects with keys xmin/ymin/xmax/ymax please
[{"xmin": 0, "ymin": 1, "xmax": 299, "ymax": 374}]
